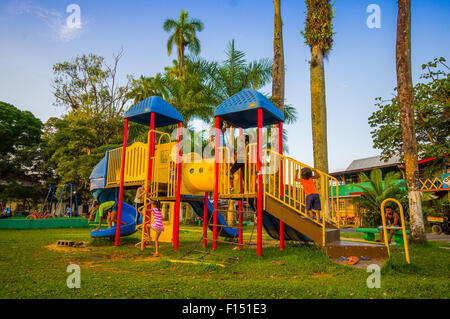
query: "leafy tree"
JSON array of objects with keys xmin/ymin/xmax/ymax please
[
  {"xmin": 42, "ymin": 112, "xmax": 124, "ymax": 203},
  {"xmin": 163, "ymin": 10, "xmax": 204, "ymax": 78},
  {"xmin": 52, "ymin": 49, "xmax": 131, "ymax": 119},
  {"xmin": 0, "ymin": 102, "xmax": 53, "ymax": 209},
  {"xmin": 351, "ymin": 169, "xmax": 407, "ymax": 227},
  {"xmin": 301, "ymin": 0, "xmax": 334, "ymax": 173},
  {"xmin": 369, "ymin": 57, "xmax": 449, "ymax": 162}
]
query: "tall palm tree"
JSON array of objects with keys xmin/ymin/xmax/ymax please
[
  {"xmin": 272, "ymin": 0, "xmax": 285, "ymax": 113},
  {"xmin": 271, "ymin": 0, "xmax": 285, "ymax": 156},
  {"xmin": 395, "ymin": 0, "xmax": 426, "ymax": 242},
  {"xmin": 301, "ymin": 0, "xmax": 334, "ymax": 173},
  {"xmin": 163, "ymin": 10, "xmax": 204, "ymax": 78},
  {"xmin": 352, "ymin": 169, "xmax": 406, "ymax": 227}
]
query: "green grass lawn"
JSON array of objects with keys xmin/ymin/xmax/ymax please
[{"xmin": 0, "ymin": 225, "xmax": 448, "ymax": 299}]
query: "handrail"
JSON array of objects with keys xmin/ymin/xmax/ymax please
[
  {"xmin": 244, "ymin": 143, "xmax": 258, "ymax": 196},
  {"xmin": 217, "ymin": 143, "xmax": 340, "ymax": 245},
  {"xmin": 262, "ymin": 149, "xmax": 340, "ymax": 246},
  {"xmin": 380, "ymin": 198, "xmax": 410, "ymax": 264},
  {"xmin": 218, "ymin": 146, "xmax": 234, "ymax": 195}
]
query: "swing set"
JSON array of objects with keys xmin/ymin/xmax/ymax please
[{"xmin": 40, "ymin": 184, "xmax": 79, "ymax": 218}]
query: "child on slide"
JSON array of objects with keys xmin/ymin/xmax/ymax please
[
  {"xmin": 295, "ymin": 167, "xmax": 321, "ymax": 221},
  {"xmin": 93, "ymin": 201, "xmax": 127, "ymax": 232},
  {"xmin": 147, "ymin": 200, "xmax": 164, "ymax": 257}
]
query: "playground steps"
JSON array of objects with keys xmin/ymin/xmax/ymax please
[
  {"xmin": 324, "ymin": 240, "xmax": 388, "ymax": 259},
  {"xmin": 264, "ymin": 195, "xmax": 340, "ymax": 246}
]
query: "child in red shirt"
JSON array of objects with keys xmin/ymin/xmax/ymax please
[{"xmin": 295, "ymin": 167, "xmax": 321, "ymax": 220}]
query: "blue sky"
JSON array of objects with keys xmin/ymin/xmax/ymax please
[{"xmin": 0, "ymin": 0, "xmax": 449, "ymax": 171}]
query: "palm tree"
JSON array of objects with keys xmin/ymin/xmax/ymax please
[
  {"xmin": 271, "ymin": 0, "xmax": 285, "ymax": 157},
  {"xmin": 351, "ymin": 169, "xmax": 407, "ymax": 227},
  {"xmin": 396, "ymin": 0, "xmax": 426, "ymax": 243},
  {"xmin": 200, "ymin": 39, "xmax": 273, "ymax": 103},
  {"xmin": 128, "ymin": 59, "xmax": 215, "ymax": 125},
  {"xmin": 272, "ymin": 0, "xmax": 285, "ymax": 113},
  {"xmin": 163, "ymin": 10, "xmax": 204, "ymax": 78},
  {"xmin": 301, "ymin": 0, "xmax": 334, "ymax": 173}
]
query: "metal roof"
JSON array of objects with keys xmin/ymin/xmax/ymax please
[
  {"xmin": 214, "ymin": 89, "xmax": 284, "ymax": 128},
  {"xmin": 124, "ymin": 96, "xmax": 183, "ymax": 127},
  {"xmin": 346, "ymin": 155, "xmax": 402, "ymax": 171}
]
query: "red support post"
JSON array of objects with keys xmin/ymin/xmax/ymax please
[
  {"xmin": 257, "ymin": 109, "xmax": 263, "ymax": 256},
  {"xmin": 203, "ymin": 192, "xmax": 208, "ymax": 248},
  {"xmin": 213, "ymin": 116, "xmax": 221, "ymax": 250},
  {"xmin": 278, "ymin": 121, "xmax": 285, "ymax": 251},
  {"xmin": 238, "ymin": 128, "xmax": 243, "ymax": 250},
  {"xmin": 143, "ymin": 112, "xmax": 156, "ymax": 249},
  {"xmin": 115, "ymin": 118, "xmax": 129, "ymax": 246},
  {"xmin": 173, "ymin": 121, "xmax": 182, "ymax": 251},
  {"xmin": 148, "ymin": 112, "xmax": 156, "ymax": 181}
]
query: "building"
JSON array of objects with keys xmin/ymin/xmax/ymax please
[{"xmin": 330, "ymin": 154, "xmax": 449, "ymax": 227}]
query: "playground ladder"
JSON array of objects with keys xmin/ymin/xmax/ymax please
[{"xmin": 180, "ymin": 199, "xmax": 257, "ymax": 266}]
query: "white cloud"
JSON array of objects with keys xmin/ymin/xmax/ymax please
[{"xmin": 9, "ymin": 0, "xmax": 86, "ymax": 42}]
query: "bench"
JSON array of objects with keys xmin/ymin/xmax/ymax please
[{"xmin": 356, "ymin": 227, "xmax": 410, "ymax": 245}]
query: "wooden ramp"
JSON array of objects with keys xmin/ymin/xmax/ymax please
[
  {"xmin": 264, "ymin": 196, "xmax": 388, "ymax": 258},
  {"xmin": 264, "ymin": 195, "xmax": 340, "ymax": 246}
]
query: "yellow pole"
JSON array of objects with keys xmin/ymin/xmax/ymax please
[
  {"xmin": 380, "ymin": 198, "xmax": 410, "ymax": 264},
  {"xmin": 322, "ymin": 175, "xmax": 326, "ymax": 247}
]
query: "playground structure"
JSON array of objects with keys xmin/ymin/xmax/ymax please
[
  {"xmin": 89, "ymin": 89, "xmax": 389, "ymax": 259},
  {"xmin": 39, "ymin": 184, "xmax": 79, "ymax": 218}
]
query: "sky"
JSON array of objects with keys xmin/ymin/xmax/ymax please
[{"xmin": 0, "ymin": 0, "xmax": 449, "ymax": 172}]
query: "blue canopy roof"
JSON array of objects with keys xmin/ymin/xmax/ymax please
[
  {"xmin": 214, "ymin": 89, "xmax": 284, "ymax": 128},
  {"xmin": 89, "ymin": 154, "xmax": 108, "ymax": 191},
  {"xmin": 124, "ymin": 96, "xmax": 183, "ymax": 127}
]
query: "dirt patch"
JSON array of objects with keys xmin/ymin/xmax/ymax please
[
  {"xmin": 44, "ymin": 243, "xmax": 91, "ymax": 252},
  {"xmin": 331, "ymin": 258, "xmax": 386, "ymax": 269}
]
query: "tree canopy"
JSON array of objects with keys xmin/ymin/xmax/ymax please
[
  {"xmin": 0, "ymin": 102, "xmax": 52, "ymax": 208},
  {"xmin": 163, "ymin": 9, "xmax": 204, "ymax": 78},
  {"xmin": 301, "ymin": 0, "xmax": 335, "ymax": 56},
  {"xmin": 52, "ymin": 49, "xmax": 131, "ymax": 119},
  {"xmin": 369, "ymin": 57, "xmax": 449, "ymax": 162}
]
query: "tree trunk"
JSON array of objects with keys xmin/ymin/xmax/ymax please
[
  {"xmin": 396, "ymin": 0, "xmax": 426, "ymax": 243},
  {"xmin": 271, "ymin": 0, "xmax": 284, "ymax": 154},
  {"xmin": 310, "ymin": 45, "xmax": 329, "ymax": 173},
  {"xmin": 272, "ymin": 0, "xmax": 285, "ymax": 113},
  {"xmin": 177, "ymin": 45, "xmax": 184, "ymax": 79}
]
